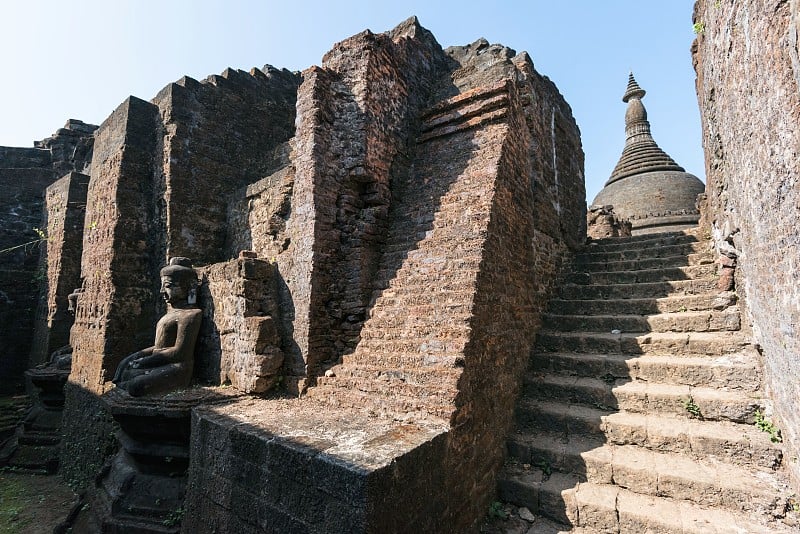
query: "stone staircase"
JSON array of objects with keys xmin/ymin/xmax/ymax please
[
  {"xmin": 310, "ymin": 86, "xmax": 510, "ymax": 420},
  {"xmin": 493, "ymin": 231, "xmax": 797, "ymax": 533}
]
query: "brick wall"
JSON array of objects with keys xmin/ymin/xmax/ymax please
[
  {"xmin": 196, "ymin": 256, "xmax": 283, "ymax": 391},
  {"xmin": 28, "ymin": 172, "xmax": 89, "ymax": 366},
  {"xmin": 693, "ymin": 0, "xmax": 800, "ymax": 488},
  {"xmin": 278, "ymin": 19, "xmax": 446, "ymax": 385},
  {"xmin": 0, "ymin": 167, "xmax": 55, "ymax": 392},
  {"xmin": 0, "ymin": 122, "xmax": 95, "ymax": 393},
  {"xmin": 61, "ymin": 98, "xmax": 161, "ymax": 485},
  {"xmin": 152, "ymin": 67, "xmax": 299, "ymax": 265},
  {"xmin": 69, "ymin": 97, "xmax": 161, "ymax": 394}
]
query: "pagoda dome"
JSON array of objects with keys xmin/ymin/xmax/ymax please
[{"xmin": 592, "ymin": 73, "xmax": 705, "ymax": 235}]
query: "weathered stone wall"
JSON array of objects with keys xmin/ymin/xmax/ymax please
[
  {"xmin": 35, "ymin": 120, "xmax": 97, "ymax": 177},
  {"xmin": 693, "ymin": 0, "xmax": 800, "ymax": 488},
  {"xmin": 61, "ymin": 98, "xmax": 160, "ymax": 485},
  {"xmin": 183, "ymin": 400, "xmax": 450, "ymax": 534},
  {"xmin": 67, "ymin": 69, "xmax": 301, "ymax": 394},
  {"xmin": 69, "ymin": 97, "xmax": 161, "ymax": 394},
  {"xmin": 443, "ymin": 41, "xmax": 585, "ymax": 249},
  {"xmin": 0, "ymin": 121, "xmax": 96, "ymax": 393},
  {"xmin": 59, "ymin": 381, "xmax": 117, "ymax": 489},
  {"xmin": 0, "ymin": 166, "xmax": 55, "ymax": 392},
  {"xmin": 225, "ymin": 162, "xmax": 294, "ymax": 262},
  {"xmin": 28, "ymin": 172, "xmax": 89, "ymax": 366}
]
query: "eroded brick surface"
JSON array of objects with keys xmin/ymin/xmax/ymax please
[
  {"xmin": 61, "ymin": 70, "xmax": 300, "ymax": 478},
  {"xmin": 693, "ymin": 0, "xmax": 800, "ymax": 488},
  {"xmin": 197, "ymin": 256, "xmax": 284, "ymax": 392}
]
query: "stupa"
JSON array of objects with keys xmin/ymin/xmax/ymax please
[{"xmin": 592, "ymin": 73, "xmax": 705, "ymax": 234}]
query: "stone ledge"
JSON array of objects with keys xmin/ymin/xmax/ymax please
[
  {"xmin": 184, "ymin": 396, "xmax": 451, "ymax": 533},
  {"xmin": 103, "ymin": 385, "xmax": 242, "ymax": 417}
]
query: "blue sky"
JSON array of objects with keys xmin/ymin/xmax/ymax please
[{"xmin": 0, "ymin": 0, "xmax": 702, "ymax": 201}]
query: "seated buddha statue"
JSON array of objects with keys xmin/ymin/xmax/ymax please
[{"xmin": 112, "ymin": 257, "xmax": 202, "ymax": 396}]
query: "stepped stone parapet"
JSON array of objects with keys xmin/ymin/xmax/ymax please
[{"xmin": 182, "ymin": 18, "xmax": 585, "ymax": 532}]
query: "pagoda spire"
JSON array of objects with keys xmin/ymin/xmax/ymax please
[{"xmin": 606, "ymin": 73, "xmax": 684, "ymax": 185}]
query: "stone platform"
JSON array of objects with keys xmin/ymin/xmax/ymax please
[
  {"xmin": 62, "ymin": 386, "xmax": 241, "ymax": 533},
  {"xmin": 184, "ymin": 396, "xmax": 450, "ymax": 533}
]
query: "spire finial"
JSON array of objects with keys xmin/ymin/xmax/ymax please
[
  {"xmin": 622, "ymin": 72, "xmax": 646, "ymax": 102},
  {"xmin": 605, "ymin": 72, "xmax": 684, "ymax": 184}
]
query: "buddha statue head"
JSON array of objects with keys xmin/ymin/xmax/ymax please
[{"xmin": 159, "ymin": 257, "xmax": 198, "ymax": 307}]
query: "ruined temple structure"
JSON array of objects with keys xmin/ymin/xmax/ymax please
[
  {"xmin": 591, "ymin": 74, "xmax": 705, "ymax": 235},
  {"xmin": 15, "ymin": 17, "xmax": 585, "ymax": 533},
  {"xmin": 3, "ymin": 5, "xmax": 800, "ymax": 532}
]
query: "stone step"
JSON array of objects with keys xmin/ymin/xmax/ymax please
[
  {"xmin": 369, "ymin": 289, "xmax": 474, "ymax": 310},
  {"xmin": 307, "ymin": 381, "xmax": 453, "ymax": 420},
  {"xmin": 377, "ymin": 251, "xmax": 485, "ymax": 270},
  {"xmin": 377, "ymin": 271, "xmax": 479, "ymax": 292},
  {"xmin": 585, "ymin": 232, "xmax": 698, "ymax": 251},
  {"xmin": 535, "ymin": 330, "xmax": 752, "ymax": 356},
  {"xmin": 499, "ymin": 470, "xmax": 796, "ymax": 534},
  {"xmin": 601, "ymin": 411, "xmax": 782, "ymax": 469},
  {"xmin": 381, "ymin": 237, "xmax": 486, "ymax": 257},
  {"xmin": 312, "ymin": 376, "xmax": 457, "ymax": 419},
  {"xmin": 350, "ymin": 332, "xmax": 468, "ymax": 353},
  {"xmin": 316, "ymin": 374, "xmax": 459, "ymax": 402},
  {"xmin": 503, "ymin": 440, "xmax": 786, "ymax": 516},
  {"xmin": 548, "ymin": 291, "xmax": 737, "ymax": 316},
  {"xmin": 531, "ymin": 352, "xmax": 760, "ymax": 391},
  {"xmin": 512, "ymin": 399, "xmax": 782, "ymax": 468},
  {"xmin": 17, "ymin": 431, "xmax": 61, "ymax": 446},
  {"xmin": 323, "ymin": 363, "xmax": 463, "ymax": 387},
  {"xmin": 496, "ymin": 466, "xmax": 583, "ymax": 525},
  {"xmin": 542, "ymin": 307, "xmax": 741, "ymax": 333},
  {"xmin": 606, "ymin": 485, "xmax": 797, "ymax": 534},
  {"xmin": 523, "ymin": 374, "xmax": 763, "ymax": 423},
  {"xmin": 342, "ymin": 349, "xmax": 463, "ymax": 369},
  {"xmin": 575, "ymin": 241, "xmax": 709, "ymax": 263},
  {"xmin": 565, "ymin": 263, "xmax": 716, "ymax": 285},
  {"xmin": 0, "ymin": 414, "xmax": 21, "ymax": 427},
  {"xmin": 558, "ymin": 278, "xmax": 719, "ymax": 300},
  {"xmin": 363, "ymin": 308, "xmax": 473, "ymax": 330},
  {"xmin": 576, "ymin": 251, "xmax": 715, "ymax": 272},
  {"xmin": 380, "ymin": 233, "xmax": 486, "ymax": 257}
]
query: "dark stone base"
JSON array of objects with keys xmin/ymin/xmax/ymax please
[
  {"xmin": 0, "ymin": 369, "xmax": 69, "ymax": 473},
  {"xmin": 67, "ymin": 452, "xmax": 185, "ymax": 534},
  {"xmin": 62, "ymin": 387, "xmax": 239, "ymax": 533},
  {"xmin": 60, "ymin": 382, "xmax": 118, "ymax": 489}
]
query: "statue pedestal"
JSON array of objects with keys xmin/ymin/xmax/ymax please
[
  {"xmin": 64, "ymin": 387, "xmax": 238, "ymax": 533},
  {"xmin": 0, "ymin": 368, "xmax": 69, "ymax": 473}
]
